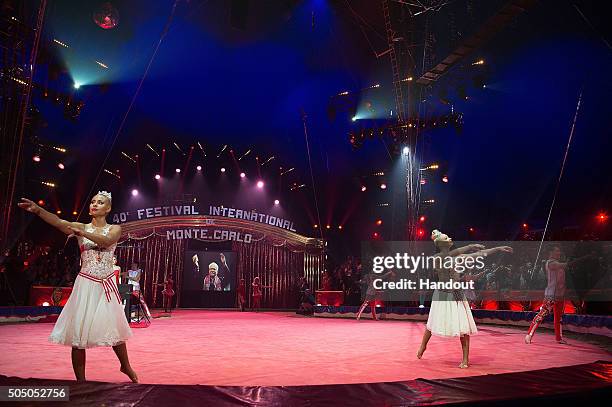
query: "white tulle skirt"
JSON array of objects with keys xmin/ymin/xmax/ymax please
[
  {"xmin": 426, "ymin": 290, "xmax": 477, "ymax": 337},
  {"xmin": 49, "ymin": 274, "xmax": 132, "ymax": 349}
]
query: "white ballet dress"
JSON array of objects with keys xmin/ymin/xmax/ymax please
[
  {"xmin": 49, "ymin": 224, "xmax": 132, "ymax": 349},
  {"xmin": 426, "ymin": 262, "xmax": 478, "ymax": 337}
]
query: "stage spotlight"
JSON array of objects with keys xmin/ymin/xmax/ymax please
[
  {"xmin": 131, "ymin": 189, "xmax": 138, "ymax": 196},
  {"xmin": 376, "ymin": 219, "xmax": 382, "ymax": 226},
  {"xmin": 72, "ymin": 211, "xmax": 78, "ymax": 215},
  {"xmin": 326, "ymin": 225, "xmax": 331, "ymax": 229},
  {"xmin": 442, "ymin": 175, "xmax": 448, "ymax": 183},
  {"xmin": 196, "ymin": 165, "xmax": 202, "ymax": 171},
  {"xmin": 402, "ymin": 146, "xmax": 410, "ymax": 155},
  {"xmin": 42, "ymin": 302, "xmax": 50, "ymax": 307},
  {"xmin": 175, "ymin": 168, "xmax": 181, "ymax": 173},
  {"xmin": 257, "ymin": 180, "xmax": 264, "ymax": 189},
  {"xmin": 74, "ymin": 83, "xmax": 81, "ymax": 89},
  {"xmin": 420, "ymin": 179, "xmax": 427, "ymax": 185},
  {"xmin": 419, "ymin": 216, "xmax": 426, "ymax": 222},
  {"xmin": 220, "ymin": 167, "xmax": 226, "ymax": 173},
  {"xmin": 58, "ymin": 163, "xmax": 65, "ymax": 170},
  {"xmin": 522, "ymin": 223, "xmax": 528, "ymax": 229},
  {"xmin": 56, "ymin": 210, "xmax": 62, "ymax": 215},
  {"xmin": 361, "ymin": 186, "xmax": 367, "ymax": 192},
  {"xmin": 417, "ymin": 229, "xmax": 425, "ymax": 237},
  {"xmin": 380, "ymin": 183, "xmax": 387, "ymax": 190},
  {"xmin": 373, "ymin": 232, "xmax": 379, "ymax": 238},
  {"xmin": 469, "ymin": 227, "xmax": 475, "ymax": 233},
  {"xmin": 240, "ymin": 172, "xmax": 246, "ymax": 178},
  {"xmin": 597, "ymin": 213, "xmax": 608, "ymax": 222},
  {"xmin": 38, "ymin": 200, "xmax": 45, "ymax": 206},
  {"xmin": 155, "ymin": 174, "xmax": 161, "ymax": 180},
  {"xmin": 274, "ymin": 199, "xmax": 280, "ymax": 205},
  {"xmin": 338, "ymin": 225, "xmax": 343, "ymax": 230},
  {"xmin": 351, "ymin": 116, "xmax": 357, "ymax": 122},
  {"xmin": 314, "ymin": 224, "xmax": 318, "ymax": 228},
  {"xmin": 33, "ymin": 155, "xmax": 41, "ymax": 162}
]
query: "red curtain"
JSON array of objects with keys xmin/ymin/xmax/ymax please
[
  {"xmin": 115, "ymin": 234, "xmax": 185, "ymax": 308},
  {"xmin": 232, "ymin": 241, "xmax": 324, "ymax": 309}
]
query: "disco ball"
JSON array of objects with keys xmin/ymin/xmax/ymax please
[{"xmin": 93, "ymin": 2, "xmax": 119, "ymax": 30}]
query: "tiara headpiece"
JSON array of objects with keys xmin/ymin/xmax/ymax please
[{"xmin": 97, "ymin": 190, "xmax": 112, "ymax": 202}]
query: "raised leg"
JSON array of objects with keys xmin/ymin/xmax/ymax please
[
  {"xmin": 356, "ymin": 301, "xmax": 369, "ymax": 320},
  {"xmin": 71, "ymin": 347, "xmax": 86, "ymax": 382},
  {"xmin": 417, "ymin": 328, "xmax": 432, "ymax": 359},
  {"xmin": 112, "ymin": 343, "xmax": 138, "ymax": 383},
  {"xmin": 459, "ymin": 335, "xmax": 470, "ymax": 368},
  {"xmin": 525, "ymin": 299, "xmax": 553, "ymax": 344}
]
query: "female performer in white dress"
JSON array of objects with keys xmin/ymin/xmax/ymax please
[
  {"xmin": 416, "ymin": 230, "xmax": 513, "ymax": 368},
  {"xmin": 18, "ymin": 192, "xmax": 138, "ymax": 382}
]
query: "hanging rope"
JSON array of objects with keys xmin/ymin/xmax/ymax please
[
  {"xmin": 77, "ymin": 0, "xmax": 180, "ymax": 217},
  {"xmin": 531, "ymin": 89, "xmax": 583, "ymax": 274},
  {"xmin": 301, "ymin": 111, "xmax": 324, "ymax": 240}
]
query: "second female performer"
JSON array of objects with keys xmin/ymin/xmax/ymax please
[
  {"xmin": 416, "ymin": 230, "xmax": 512, "ymax": 368},
  {"xmin": 18, "ymin": 192, "xmax": 138, "ymax": 382}
]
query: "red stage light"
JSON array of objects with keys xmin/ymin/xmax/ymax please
[
  {"xmin": 417, "ymin": 229, "xmax": 425, "ymax": 237},
  {"xmin": 469, "ymin": 227, "xmax": 474, "ymax": 233},
  {"xmin": 33, "ymin": 155, "xmax": 41, "ymax": 162},
  {"xmin": 56, "ymin": 210, "xmax": 62, "ymax": 215},
  {"xmin": 522, "ymin": 223, "xmax": 528, "ymax": 229},
  {"xmin": 313, "ymin": 224, "xmax": 318, "ymax": 228},
  {"xmin": 326, "ymin": 225, "xmax": 331, "ymax": 229},
  {"xmin": 338, "ymin": 225, "xmax": 343, "ymax": 230},
  {"xmin": 38, "ymin": 200, "xmax": 45, "ymax": 206},
  {"xmin": 373, "ymin": 232, "xmax": 379, "ymax": 238},
  {"xmin": 376, "ymin": 219, "xmax": 382, "ymax": 226},
  {"xmin": 419, "ymin": 215, "xmax": 426, "ymax": 222},
  {"xmin": 257, "ymin": 180, "xmax": 264, "ymax": 188},
  {"xmin": 72, "ymin": 211, "xmax": 78, "ymax": 215},
  {"xmin": 597, "ymin": 213, "xmax": 608, "ymax": 222}
]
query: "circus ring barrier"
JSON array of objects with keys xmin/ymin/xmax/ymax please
[{"xmin": 114, "ymin": 215, "xmax": 325, "ymax": 309}]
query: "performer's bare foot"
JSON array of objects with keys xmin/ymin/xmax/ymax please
[
  {"xmin": 120, "ymin": 366, "xmax": 139, "ymax": 383},
  {"xmin": 458, "ymin": 362, "xmax": 469, "ymax": 369},
  {"xmin": 416, "ymin": 345, "xmax": 426, "ymax": 359},
  {"xmin": 524, "ymin": 334, "xmax": 532, "ymax": 344}
]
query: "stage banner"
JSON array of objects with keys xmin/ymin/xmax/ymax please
[{"xmin": 111, "ymin": 204, "xmax": 297, "ymax": 232}]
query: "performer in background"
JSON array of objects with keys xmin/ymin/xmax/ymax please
[
  {"xmin": 125, "ymin": 261, "xmax": 151, "ymax": 321},
  {"xmin": 17, "ymin": 192, "xmax": 138, "ymax": 382},
  {"xmin": 417, "ymin": 230, "xmax": 512, "ymax": 369},
  {"xmin": 251, "ymin": 276, "xmax": 271, "ymax": 311},
  {"xmin": 157, "ymin": 274, "xmax": 175, "ymax": 313},
  {"xmin": 356, "ymin": 271, "xmax": 395, "ymax": 320},
  {"xmin": 525, "ymin": 246, "xmax": 590, "ymax": 344},
  {"xmin": 203, "ymin": 262, "xmax": 222, "ymax": 291},
  {"xmin": 237, "ymin": 278, "xmax": 246, "ymax": 311},
  {"xmin": 112, "ymin": 256, "xmax": 121, "ymax": 286}
]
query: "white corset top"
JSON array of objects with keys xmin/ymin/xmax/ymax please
[{"xmin": 79, "ymin": 224, "xmax": 117, "ymax": 278}]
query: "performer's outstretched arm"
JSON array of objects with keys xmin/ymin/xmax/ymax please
[
  {"xmin": 449, "ymin": 244, "xmax": 485, "ymax": 257},
  {"xmin": 18, "ymin": 198, "xmax": 84, "ymax": 235}
]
